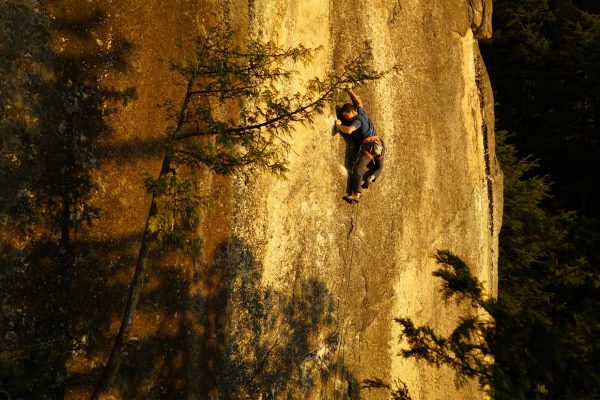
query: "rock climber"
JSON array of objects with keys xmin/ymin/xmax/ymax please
[{"xmin": 335, "ymin": 88, "xmax": 385, "ymax": 203}]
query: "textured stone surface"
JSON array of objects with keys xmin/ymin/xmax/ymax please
[
  {"xmin": 0, "ymin": 0, "xmax": 500, "ymax": 399},
  {"xmin": 222, "ymin": 1, "xmax": 501, "ymax": 399}
]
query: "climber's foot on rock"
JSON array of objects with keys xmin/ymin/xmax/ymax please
[{"xmin": 343, "ymin": 193, "xmax": 360, "ymax": 203}]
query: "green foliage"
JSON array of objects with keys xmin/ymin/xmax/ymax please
[
  {"xmin": 496, "ymin": 131, "xmax": 551, "ymax": 271},
  {"xmin": 495, "ymin": 131, "xmax": 572, "ymax": 299},
  {"xmin": 142, "ymin": 173, "xmax": 212, "ymax": 257},
  {"xmin": 168, "ymin": 35, "xmax": 386, "ymax": 179}
]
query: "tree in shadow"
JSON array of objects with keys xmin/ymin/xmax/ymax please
[
  {"xmin": 0, "ymin": 2, "xmax": 134, "ymax": 398},
  {"xmin": 66, "ymin": 249, "xmax": 201, "ymax": 399},
  {"xmin": 61, "ymin": 234, "xmax": 360, "ymax": 399},
  {"xmin": 363, "ymin": 251, "xmax": 489, "ymax": 400}
]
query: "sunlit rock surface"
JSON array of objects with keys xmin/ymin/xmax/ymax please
[{"xmin": 0, "ymin": 0, "xmax": 500, "ymax": 399}]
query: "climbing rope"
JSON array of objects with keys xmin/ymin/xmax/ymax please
[{"xmin": 331, "ymin": 200, "xmax": 360, "ymax": 399}]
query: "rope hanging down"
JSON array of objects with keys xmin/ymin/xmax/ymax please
[{"xmin": 331, "ymin": 201, "xmax": 360, "ymax": 400}]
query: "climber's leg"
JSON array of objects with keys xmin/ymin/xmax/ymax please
[
  {"xmin": 370, "ymin": 157, "xmax": 384, "ymax": 181},
  {"xmin": 362, "ymin": 157, "xmax": 383, "ymax": 189},
  {"xmin": 351, "ymin": 152, "xmax": 371, "ymax": 194}
]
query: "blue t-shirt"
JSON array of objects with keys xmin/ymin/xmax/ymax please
[{"xmin": 351, "ymin": 106, "xmax": 377, "ymax": 139}]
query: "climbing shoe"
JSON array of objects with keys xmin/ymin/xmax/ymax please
[{"xmin": 343, "ymin": 193, "xmax": 360, "ymax": 203}]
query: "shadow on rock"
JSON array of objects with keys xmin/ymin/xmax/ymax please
[
  {"xmin": 0, "ymin": 2, "xmax": 135, "ymax": 398},
  {"xmin": 0, "ymin": 4, "xmax": 361, "ymax": 398},
  {"xmin": 64, "ymin": 235, "xmax": 360, "ymax": 399},
  {"xmin": 197, "ymin": 236, "xmax": 360, "ymax": 400}
]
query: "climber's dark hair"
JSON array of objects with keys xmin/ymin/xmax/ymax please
[{"xmin": 341, "ymin": 103, "xmax": 357, "ymax": 114}]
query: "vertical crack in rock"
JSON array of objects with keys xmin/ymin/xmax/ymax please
[
  {"xmin": 387, "ymin": 0, "xmax": 402, "ymax": 25},
  {"xmin": 474, "ymin": 51, "xmax": 495, "ymax": 237}
]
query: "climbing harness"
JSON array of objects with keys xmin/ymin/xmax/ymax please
[{"xmin": 360, "ymin": 135, "xmax": 385, "ymax": 160}]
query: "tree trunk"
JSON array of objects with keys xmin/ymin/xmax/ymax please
[
  {"xmin": 90, "ymin": 157, "xmax": 169, "ymax": 400},
  {"xmin": 90, "ymin": 82, "xmax": 192, "ymax": 399}
]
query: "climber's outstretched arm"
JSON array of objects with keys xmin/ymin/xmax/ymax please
[{"xmin": 346, "ymin": 88, "xmax": 363, "ymax": 108}]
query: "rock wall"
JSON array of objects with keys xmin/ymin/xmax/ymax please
[
  {"xmin": 219, "ymin": 1, "xmax": 501, "ymax": 399},
  {"xmin": 0, "ymin": 0, "xmax": 501, "ymax": 399}
]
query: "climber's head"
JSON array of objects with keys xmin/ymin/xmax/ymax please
[{"xmin": 341, "ymin": 103, "xmax": 358, "ymax": 120}]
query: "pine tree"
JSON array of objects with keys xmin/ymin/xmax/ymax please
[
  {"xmin": 480, "ymin": 1, "xmax": 600, "ymax": 396},
  {"xmin": 389, "ymin": 134, "xmax": 600, "ymax": 399}
]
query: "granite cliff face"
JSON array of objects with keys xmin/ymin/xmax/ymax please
[{"xmin": 0, "ymin": 0, "xmax": 500, "ymax": 399}]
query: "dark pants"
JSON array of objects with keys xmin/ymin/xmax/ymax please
[{"xmin": 351, "ymin": 152, "xmax": 384, "ymax": 193}]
